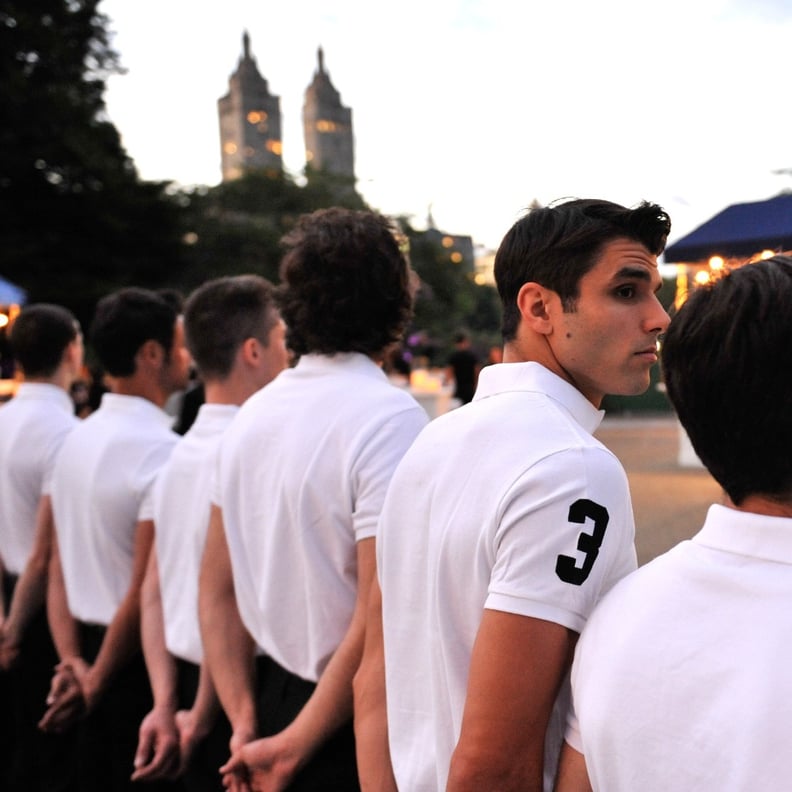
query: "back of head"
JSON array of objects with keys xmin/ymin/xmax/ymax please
[
  {"xmin": 276, "ymin": 207, "xmax": 414, "ymax": 358},
  {"xmin": 9, "ymin": 303, "xmax": 79, "ymax": 378},
  {"xmin": 90, "ymin": 287, "xmax": 176, "ymax": 378},
  {"xmin": 662, "ymin": 255, "xmax": 792, "ymax": 505},
  {"xmin": 495, "ymin": 198, "xmax": 671, "ymax": 341},
  {"xmin": 183, "ymin": 275, "xmax": 277, "ymax": 380}
]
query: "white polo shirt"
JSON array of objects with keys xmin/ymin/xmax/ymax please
[
  {"xmin": 567, "ymin": 503, "xmax": 792, "ymax": 791},
  {"xmin": 215, "ymin": 352, "xmax": 428, "ymax": 683},
  {"xmin": 378, "ymin": 362, "xmax": 637, "ymax": 792},
  {"xmin": 0, "ymin": 383, "xmax": 77, "ymax": 575},
  {"xmin": 50, "ymin": 393, "xmax": 177, "ymax": 626},
  {"xmin": 151, "ymin": 403, "xmax": 239, "ymax": 665}
]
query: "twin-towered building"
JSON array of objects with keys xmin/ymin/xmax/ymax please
[{"xmin": 218, "ymin": 32, "xmax": 354, "ymax": 183}]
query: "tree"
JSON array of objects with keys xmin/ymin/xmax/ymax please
[{"xmin": 0, "ymin": 0, "xmax": 186, "ymax": 329}]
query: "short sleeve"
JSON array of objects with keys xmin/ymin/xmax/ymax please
[
  {"xmin": 351, "ymin": 406, "xmax": 428, "ymax": 542},
  {"xmin": 486, "ymin": 445, "xmax": 637, "ymax": 633}
]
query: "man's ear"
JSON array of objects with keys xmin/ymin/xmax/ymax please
[
  {"xmin": 136, "ymin": 339, "xmax": 165, "ymax": 370},
  {"xmin": 516, "ymin": 282, "xmax": 555, "ymax": 335},
  {"xmin": 239, "ymin": 337, "xmax": 261, "ymax": 367}
]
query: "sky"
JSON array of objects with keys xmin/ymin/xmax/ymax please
[{"xmin": 100, "ymin": 0, "xmax": 792, "ymax": 253}]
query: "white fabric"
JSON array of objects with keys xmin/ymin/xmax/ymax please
[
  {"xmin": 153, "ymin": 403, "xmax": 238, "ymax": 664},
  {"xmin": 215, "ymin": 353, "xmax": 428, "ymax": 682},
  {"xmin": 51, "ymin": 393, "xmax": 177, "ymax": 625},
  {"xmin": 0, "ymin": 383, "xmax": 77, "ymax": 575},
  {"xmin": 378, "ymin": 362, "xmax": 637, "ymax": 792},
  {"xmin": 568, "ymin": 503, "xmax": 792, "ymax": 791}
]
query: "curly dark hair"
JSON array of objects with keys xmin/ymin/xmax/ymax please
[{"xmin": 276, "ymin": 207, "xmax": 414, "ymax": 358}]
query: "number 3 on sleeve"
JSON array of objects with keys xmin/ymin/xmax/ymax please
[{"xmin": 555, "ymin": 499, "xmax": 609, "ymax": 586}]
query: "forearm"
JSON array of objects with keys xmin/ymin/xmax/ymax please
[
  {"xmin": 140, "ymin": 551, "xmax": 178, "ymax": 712},
  {"xmin": 85, "ymin": 519, "xmax": 155, "ymax": 705},
  {"xmin": 3, "ymin": 496, "xmax": 54, "ymax": 653},
  {"xmin": 198, "ymin": 507, "xmax": 257, "ymax": 737},
  {"xmin": 353, "ymin": 578, "xmax": 397, "ymax": 792},
  {"xmin": 47, "ymin": 533, "xmax": 81, "ymax": 662}
]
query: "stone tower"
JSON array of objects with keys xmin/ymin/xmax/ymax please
[
  {"xmin": 218, "ymin": 32, "xmax": 283, "ymax": 181},
  {"xmin": 302, "ymin": 48, "xmax": 354, "ymax": 179}
]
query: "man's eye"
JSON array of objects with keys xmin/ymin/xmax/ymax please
[{"xmin": 615, "ymin": 285, "xmax": 636, "ymax": 298}]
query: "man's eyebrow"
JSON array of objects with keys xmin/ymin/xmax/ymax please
[{"xmin": 613, "ymin": 266, "xmax": 652, "ymax": 282}]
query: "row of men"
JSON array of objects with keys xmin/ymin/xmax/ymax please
[{"xmin": 1, "ymin": 201, "xmax": 791, "ymax": 791}]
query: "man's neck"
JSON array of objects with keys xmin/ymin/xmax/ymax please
[
  {"xmin": 111, "ymin": 376, "xmax": 168, "ymax": 409},
  {"xmin": 728, "ymin": 494, "xmax": 792, "ymax": 519}
]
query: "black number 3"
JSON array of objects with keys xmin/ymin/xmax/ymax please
[{"xmin": 555, "ymin": 499, "xmax": 609, "ymax": 586}]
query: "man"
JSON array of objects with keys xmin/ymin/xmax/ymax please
[
  {"xmin": 356, "ymin": 198, "xmax": 672, "ymax": 791},
  {"xmin": 555, "ymin": 255, "xmax": 792, "ymax": 791},
  {"xmin": 444, "ymin": 330, "xmax": 480, "ymax": 404},
  {"xmin": 202, "ymin": 208, "xmax": 428, "ymax": 790},
  {"xmin": 134, "ymin": 275, "xmax": 288, "ymax": 791},
  {"xmin": 0, "ymin": 304, "xmax": 82, "ymax": 791},
  {"xmin": 42, "ymin": 287, "xmax": 190, "ymax": 791}
]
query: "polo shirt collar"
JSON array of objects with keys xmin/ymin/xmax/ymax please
[
  {"xmin": 474, "ymin": 361, "xmax": 604, "ymax": 435},
  {"xmin": 15, "ymin": 382, "xmax": 74, "ymax": 414},
  {"xmin": 694, "ymin": 503, "xmax": 792, "ymax": 565},
  {"xmin": 98, "ymin": 392, "xmax": 173, "ymax": 428},
  {"xmin": 295, "ymin": 352, "xmax": 385, "ymax": 380}
]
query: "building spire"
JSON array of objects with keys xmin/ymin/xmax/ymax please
[
  {"xmin": 243, "ymin": 30, "xmax": 251, "ymax": 60},
  {"xmin": 317, "ymin": 46, "xmax": 325, "ymax": 74}
]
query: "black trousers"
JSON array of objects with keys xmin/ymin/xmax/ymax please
[
  {"xmin": 75, "ymin": 622, "xmax": 183, "ymax": 792},
  {"xmin": 176, "ymin": 658, "xmax": 231, "ymax": 792},
  {"xmin": 1, "ymin": 573, "xmax": 78, "ymax": 791},
  {"xmin": 254, "ymin": 655, "xmax": 360, "ymax": 791}
]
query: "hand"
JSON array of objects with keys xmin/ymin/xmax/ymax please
[
  {"xmin": 131, "ymin": 706, "xmax": 180, "ymax": 781},
  {"xmin": 220, "ymin": 731, "xmax": 301, "ymax": 792},
  {"xmin": 174, "ymin": 707, "xmax": 212, "ymax": 776},
  {"xmin": 220, "ymin": 726, "xmax": 258, "ymax": 792},
  {"xmin": 38, "ymin": 662, "xmax": 86, "ymax": 733}
]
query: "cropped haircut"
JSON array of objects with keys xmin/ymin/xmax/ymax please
[
  {"xmin": 662, "ymin": 255, "xmax": 792, "ymax": 506},
  {"xmin": 495, "ymin": 198, "xmax": 671, "ymax": 341},
  {"xmin": 90, "ymin": 287, "xmax": 177, "ymax": 377},
  {"xmin": 183, "ymin": 275, "xmax": 278, "ymax": 379},
  {"xmin": 9, "ymin": 303, "xmax": 79, "ymax": 377},
  {"xmin": 276, "ymin": 207, "xmax": 414, "ymax": 358}
]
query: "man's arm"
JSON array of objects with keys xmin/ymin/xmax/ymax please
[
  {"xmin": 40, "ymin": 527, "xmax": 86, "ymax": 733},
  {"xmin": 73, "ymin": 518, "xmax": 155, "ymax": 712},
  {"xmin": 221, "ymin": 537, "xmax": 377, "ymax": 791},
  {"xmin": 446, "ymin": 610, "xmax": 577, "ymax": 792},
  {"xmin": 132, "ymin": 548, "xmax": 179, "ymax": 781},
  {"xmin": 0, "ymin": 495, "xmax": 54, "ymax": 669},
  {"xmin": 554, "ymin": 742, "xmax": 593, "ymax": 792},
  {"xmin": 198, "ymin": 505, "xmax": 257, "ymax": 756},
  {"xmin": 353, "ymin": 575, "xmax": 397, "ymax": 792},
  {"xmin": 174, "ymin": 661, "xmax": 221, "ymax": 776}
]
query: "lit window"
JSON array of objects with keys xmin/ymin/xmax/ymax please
[
  {"xmin": 266, "ymin": 140, "xmax": 283, "ymax": 155},
  {"xmin": 224, "ymin": 142, "xmax": 238, "ymax": 154},
  {"xmin": 316, "ymin": 120, "xmax": 337, "ymax": 133},
  {"xmin": 442, "ymin": 236, "xmax": 454, "ymax": 248},
  {"xmin": 0, "ymin": 314, "xmax": 8, "ymax": 329},
  {"xmin": 451, "ymin": 252, "xmax": 463, "ymax": 264},
  {"xmin": 247, "ymin": 110, "xmax": 268, "ymax": 124},
  {"xmin": 708, "ymin": 255, "xmax": 724, "ymax": 270},
  {"xmin": 305, "ymin": 150, "xmax": 314, "ymax": 162}
]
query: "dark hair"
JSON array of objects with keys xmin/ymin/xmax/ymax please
[
  {"xmin": 9, "ymin": 304, "xmax": 79, "ymax": 377},
  {"xmin": 276, "ymin": 207, "xmax": 414, "ymax": 357},
  {"xmin": 495, "ymin": 198, "xmax": 671, "ymax": 341},
  {"xmin": 90, "ymin": 288, "xmax": 177, "ymax": 377},
  {"xmin": 183, "ymin": 275, "xmax": 278, "ymax": 379},
  {"xmin": 662, "ymin": 255, "xmax": 792, "ymax": 505}
]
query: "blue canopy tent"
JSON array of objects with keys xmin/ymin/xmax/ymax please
[
  {"xmin": 0, "ymin": 275, "xmax": 26, "ymax": 305},
  {"xmin": 665, "ymin": 193, "xmax": 792, "ymax": 263}
]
